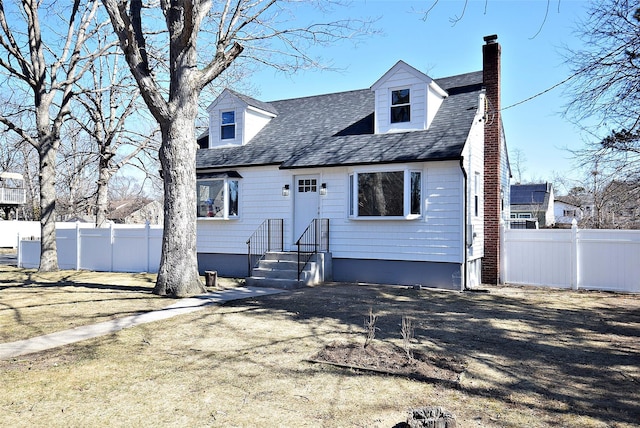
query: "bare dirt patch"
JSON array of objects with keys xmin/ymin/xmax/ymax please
[{"xmin": 311, "ymin": 341, "xmax": 466, "ymax": 384}]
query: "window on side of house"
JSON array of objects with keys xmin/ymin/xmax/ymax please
[
  {"xmin": 221, "ymin": 110, "xmax": 236, "ymax": 140},
  {"xmin": 197, "ymin": 178, "xmax": 239, "ymax": 219},
  {"xmin": 390, "ymin": 88, "xmax": 410, "ymax": 123},
  {"xmin": 474, "ymin": 172, "xmax": 480, "ymax": 217},
  {"xmin": 349, "ymin": 170, "xmax": 421, "ymax": 218}
]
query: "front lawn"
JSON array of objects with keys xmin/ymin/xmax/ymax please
[{"xmin": 1, "ymin": 267, "xmax": 638, "ymax": 427}]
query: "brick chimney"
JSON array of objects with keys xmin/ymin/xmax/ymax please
[{"xmin": 482, "ymin": 34, "xmax": 502, "ymax": 285}]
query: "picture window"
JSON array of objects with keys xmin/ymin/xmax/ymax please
[
  {"xmin": 349, "ymin": 170, "xmax": 421, "ymax": 218},
  {"xmin": 197, "ymin": 178, "xmax": 239, "ymax": 219}
]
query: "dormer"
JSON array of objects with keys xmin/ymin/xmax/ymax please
[
  {"xmin": 205, "ymin": 89, "xmax": 277, "ymax": 148},
  {"xmin": 370, "ymin": 60, "xmax": 448, "ymax": 134}
]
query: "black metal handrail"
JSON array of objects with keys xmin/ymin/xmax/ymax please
[
  {"xmin": 246, "ymin": 219, "xmax": 284, "ymax": 276},
  {"xmin": 295, "ymin": 218, "xmax": 329, "ymax": 280}
]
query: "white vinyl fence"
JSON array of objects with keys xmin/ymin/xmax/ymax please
[
  {"xmin": 502, "ymin": 222, "xmax": 640, "ymax": 293},
  {"xmin": 18, "ymin": 222, "xmax": 162, "ymax": 273}
]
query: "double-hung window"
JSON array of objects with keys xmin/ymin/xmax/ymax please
[
  {"xmin": 197, "ymin": 177, "xmax": 239, "ymax": 219},
  {"xmin": 221, "ymin": 110, "xmax": 236, "ymax": 140},
  {"xmin": 390, "ymin": 88, "xmax": 410, "ymax": 123},
  {"xmin": 349, "ymin": 169, "xmax": 422, "ymax": 218}
]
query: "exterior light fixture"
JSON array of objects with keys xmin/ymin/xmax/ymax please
[
  {"xmin": 320, "ymin": 182, "xmax": 327, "ymax": 196},
  {"xmin": 282, "ymin": 184, "xmax": 290, "ymax": 196}
]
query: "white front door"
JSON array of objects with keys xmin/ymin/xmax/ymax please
[{"xmin": 293, "ymin": 175, "xmax": 320, "ymax": 244}]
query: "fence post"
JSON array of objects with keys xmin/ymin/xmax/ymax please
[
  {"xmin": 145, "ymin": 221, "xmax": 150, "ymax": 273},
  {"xmin": 110, "ymin": 222, "xmax": 115, "ymax": 272},
  {"xmin": 570, "ymin": 219, "xmax": 579, "ymax": 290},
  {"xmin": 499, "ymin": 218, "xmax": 507, "ymax": 284},
  {"xmin": 75, "ymin": 221, "xmax": 81, "ymax": 270},
  {"xmin": 16, "ymin": 232, "xmax": 21, "ymax": 268}
]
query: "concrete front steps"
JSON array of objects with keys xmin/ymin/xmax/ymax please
[{"xmin": 245, "ymin": 251, "xmax": 332, "ymax": 289}]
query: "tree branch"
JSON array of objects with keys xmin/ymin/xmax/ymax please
[{"xmin": 101, "ymin": 0, "xmax": 170, "ymax": 122}]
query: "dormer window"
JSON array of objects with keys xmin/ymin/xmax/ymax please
[
  {"xmin": 390, "ymin": 89, "xmax": 410, "ymax": 123},
  {"xmin": 221, "ymin": 110, "xmax": 236, "ymax": 140}
]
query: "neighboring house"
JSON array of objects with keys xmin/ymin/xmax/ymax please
[
  {"xmin": 108, "ymin": 199, "xmax": 163, "ymax": 224},
  {"xmin": 554, "ymin": 197, "xmax": 583, "ymax": 226},
  {"xmin": 195, "ymin": 35, "xmax": 510, "ymax": 291},
  {"xmin": 510, "ymin": 183, "xmax": 555, "ymax": 228},
  {"xmin": 0, "ymin": 171, "xmax": 26, "ymax": 220},
  {"xmin": 555, "ymin": 180, "xmax": 640, "ymax": 229}
]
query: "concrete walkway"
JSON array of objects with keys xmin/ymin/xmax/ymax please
[{"xmin": 0, "ymin": 286, "xmax": 286, "ymax": 360}]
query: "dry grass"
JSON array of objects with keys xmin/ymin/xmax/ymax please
[
  {"xmin": 1, "ymin": 265, "xmax": 639, "ymax": 427},
  {"xmin": 0, "ymin": 266, "xmax": 241, "ymax": 342}
]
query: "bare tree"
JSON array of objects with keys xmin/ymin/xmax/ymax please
[
  {"xmin": 100, "ymin": 0, "xmax": 371, "ymax": 297},
  {"xmin": 510, "ymin": 148, "xmax": 528, "ymax": 184},
  {"xmin": 564, "ymin": 1, "xmax": 640, "ymax": 181},
  {"xmin": 17, "ymin": 140, "xmax": 39, "ymax": 220},
  {"xmin": 56, "ymin": 122, "xmax": 97, "ymax": 220},
  {"xmin": 421, "ymin": 0, "xmax": 561, "ymax": 38},
  {"xmin": 0, "ymin": 0, "xmax": 111, "ymax": 271},
  {"xmin": 73, "ymin": 45, "xmax": 160, "ymax": 227}
]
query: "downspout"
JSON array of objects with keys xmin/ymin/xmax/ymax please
[{"xmin": 460, "ymin": 157, "xmax": 468, "ymax": 291}]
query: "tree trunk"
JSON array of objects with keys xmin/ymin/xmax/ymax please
[
  {"xmin": 95, "ymin": 159, "xmax": 112, "ymax": 227},
  {"xmin": 153, "ymin": 112, "xmax": 205, "ymax": 297},
  {"xmin": 38, "ymin": 138, "xmax": 59, "ymax": 272}
]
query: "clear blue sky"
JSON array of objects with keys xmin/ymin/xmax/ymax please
[{"xmin": 247, "ymin": 0, "xmax": 592, "ymax": 191}]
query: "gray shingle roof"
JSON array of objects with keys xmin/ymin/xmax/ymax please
[
  {"xmin": 197, "ymin": 71, "xmax": 483, "ymax": 170},
  {"xmin": 226, "ymin": 88, "xmax": 279, "ymax": 116}
]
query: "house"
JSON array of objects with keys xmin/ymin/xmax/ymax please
[
  {"xmin": 0, "ymin": 171, "xmax": 26, "ymax": 220},
  {"xmin": 554, "ymin": 197, "xmax": 583, "ymax": 226},
  {"xmin": 108, "ymin": 198, "xmax": 163, "ymax": 224},
  {"xmin": 195, "ymin": 35, "xmax": 510, "ymax": 291},
  {"xmin": 510, "ymin": 183, "xmax": 554, "ymax": 228}
]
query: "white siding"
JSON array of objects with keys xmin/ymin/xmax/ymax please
[
  {"xmin": 375, "ymin": 77, "xmax": 427, "ymax": 134},
  {"xmin": 197, "ymin": 166, "xmax": 294, "ymax": 253},
  {"xmin": 500, "ymin": 128, "xmax": 511, "ymax": 221},
  {"xmin": 319, "ymin": 163, "xmax": 463, "ymax": 264},
  {"xmin": 555, "ymin": 200, "xmax": 583, "ymax": 224},
  {"xmin": 206, "ymin": 92, "xmax": 275, "ymax": 148},
  {"xmin": 244, "ymin": 108, "xmax": 273, "ymax": 144},
  {"xmin": 426, "ymin": 85, "xmax": 445, "ymax": 129},
  {"xmin": 197, "ymin": 162, "xmax": 465, "ymax": 264},
  {"xmin": 371, "ymin": 62, "xmax": 446, "ymax": 135},
  {"xmin": 461, "ymin": 96, "xmax": 485, "ymax": 261},
  {"xmin": 207, "ymin": 92, "xmax": 245, "ymax": 148}
]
